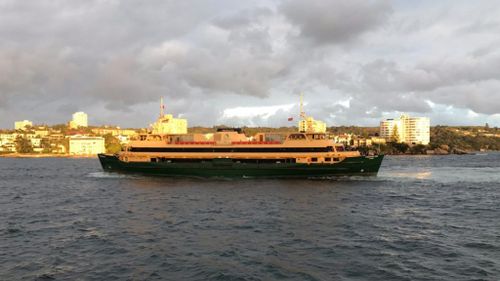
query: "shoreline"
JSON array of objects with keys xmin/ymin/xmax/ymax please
[
  {"xmin": 382, "ymin": 150, "xmax": 496, "ymax": 156},
  {"xmin": 0, "ymin": 153, "xmax": 98, "ymax": 158}
]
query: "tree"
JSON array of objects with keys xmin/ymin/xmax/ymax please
[
  {"xmin": 410, "ymin": 144, "xmax": 428, "ymax": 154},
  {"xmin": 104, "ymin": 134, "xmax": 122, "ymax": 154},
  {"xmin": 392, "ymin": 142, "xmax": 410, "ymax": 154},
  {"xmin": 391, "ymin": 124, "xmax": 400, "ymax": 143},
  {"xmin": 15, "ymin": 136, "xmax": 34, "ymax": 153},
  {"xmin": 41, "ymin": 138, "xmax": 51, "ymax": 153}
]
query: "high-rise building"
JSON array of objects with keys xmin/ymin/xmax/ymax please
[
  {"xmin": 151, "ymin": 114, "xmax": 188, "ymax": 134},
  {"xmin": 297, "ymin": 93, "xmax": 326, "ymax": 134},
  {"xmin": 69, "ymin": 112, "xmax": 88, "ymax": 129},
  {"xmin": 298, "ymin": 117, "xmax": 326, "ymax": 133},
  {"xmin": 150, "ymin": 98, "xmax": 188, "ymax": 134},
  {"xmin": 380, "ymin": 114, "xmax": 430, "ymax": 145},
  {"xmin": 14, "ymin": 120, "xmax": 33, "ymax": 130}
]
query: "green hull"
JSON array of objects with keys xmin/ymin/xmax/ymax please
[{"xmin": 97, "ymin": 154, "xmax": 384, "ymax": 178}]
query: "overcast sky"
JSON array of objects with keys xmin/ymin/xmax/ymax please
[{"xmin": 1, "ymin": 0, "xmax": 500, "ymax": 129}]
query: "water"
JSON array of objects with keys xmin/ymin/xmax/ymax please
[{"xmin": 1, "ymin": 154, "xmax": 499, "ymax": 280}]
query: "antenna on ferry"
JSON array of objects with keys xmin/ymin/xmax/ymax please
[{"xmin": 160, "ymin": 97, "xmax": 165, "ymax": 118}]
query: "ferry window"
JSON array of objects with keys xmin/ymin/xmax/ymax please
[
  {"xmin": 333, "ymin": 157, "xmax": 340, "ymax": 162},
  {"xmin": 289, "ymin": 134, "xmax": 306, "ymax": 140},
  {"xmin": 325, "ymin": 157, "xmax": 331, "ymax": 162},
  {"xmin": 311, "ymin": 157, "xmax": 317, "ymax": 162}
]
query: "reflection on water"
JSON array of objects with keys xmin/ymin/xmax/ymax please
[
  {"xmin": 383, "ymin": 166, "xmax": 500, "ymax": 183},
  {"xmin": 385, "ymin": 170, "xmax": 432, "ymax": 180},
  {"xmin": 379, "ymin": 154, "xmax": 500, "ymax": 184}
]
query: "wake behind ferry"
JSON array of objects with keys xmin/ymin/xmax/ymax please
[{"xmin": 98, "ymin": 98, "xmax": 384, "ymax": 178}]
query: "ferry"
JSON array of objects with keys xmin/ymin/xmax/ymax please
[{"xmin": 98, "ymin": 98, "xmax": 384, "ymax": 178}]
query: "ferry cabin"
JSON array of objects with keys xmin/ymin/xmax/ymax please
[{"xmin": 118, "ymin": 130, "xmax": 361, "ymax": 165}]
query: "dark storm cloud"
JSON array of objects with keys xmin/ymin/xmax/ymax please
[
  {"xmin": 280, "ymin": 0, "xmax": 392, "ymax": 44},
  {"xmin": 353, "ymin": 52, "xmax": 500, "ymax": 115},
  {"xmin": 0, "ymin": 1, "xmax": 285, "ymax": 111},
  {"xmin": 0, "ymin": 0, "xmax": 231, "ymax": 49},
  {"xmin": 138, "ymin": 38, "xmax": 287, "ymax": 99},
  {"xmin": 212, "ymin": 7, "xmax": 273, "ymax": 30},
  {"xmin": 0, "ymin": 48, "xmax": 81, "ymax": 108},
  {"xmin": 0, "ymin": 0, "xmax": 248, "ymax": 120},
  {"xmin": 1, "ymin": 0, "xmax": 500, "ymax": 128},
  {"xmin": 132, "ymin": 5, "xmax": 292, "ymax": 99},
  {"xmin": 365, "ymin": 54, "xmax": 500, "ymax": 93},
  {"xmin": 431, "ymin": 81, "xmax": 500, "ymax": 115}
]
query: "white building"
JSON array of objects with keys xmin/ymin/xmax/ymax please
[
  {"xmin": 116, "ymin": 135, "xmax": 131, "ymax": 144},
  {"xmin": 380, "ymin": 119, "xmax": 403, "ymax": 141},
  {"xmin": 380, "ymin": 114, "xmax": 430, "ymax": 145},
  {"xmin": 332, "ymin": 134, "xmax": 353, "ymax": 146},
  {"xmin": 151, "ymin": 114, "xmax": 188, "ymax": 134},
  {"xmin": 296, "ymin": 94, "xmax": 327, "ymax": 134},
  {"xmin": 69, "ymin": 112, "xmax": 88, "ymax": 128},
  {"xmin": 15, "ymin": 120, "xmax": 33, "ymax": 130},
  {"xmin": 298, "ymin": 117, "xmax": 326, "ymax": 133},
  {"xmin": 30, "ymin": 138, "xmax": 42, "ymax": 147},
  {"xmin": 0, "ymin": 133, "xmax": 17, "ymax": 152},
  {"xmin": 69, "ymin": 136, "xmax": 105, "ymax": 155}
]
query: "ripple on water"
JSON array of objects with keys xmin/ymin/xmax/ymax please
[
  {"xmin": 1, "ymin": 154, "xmax": 500, "ymax": 280},
  {"xmin": 85, "ymin": 172, "xmax": 136, "ymax": 179}
]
